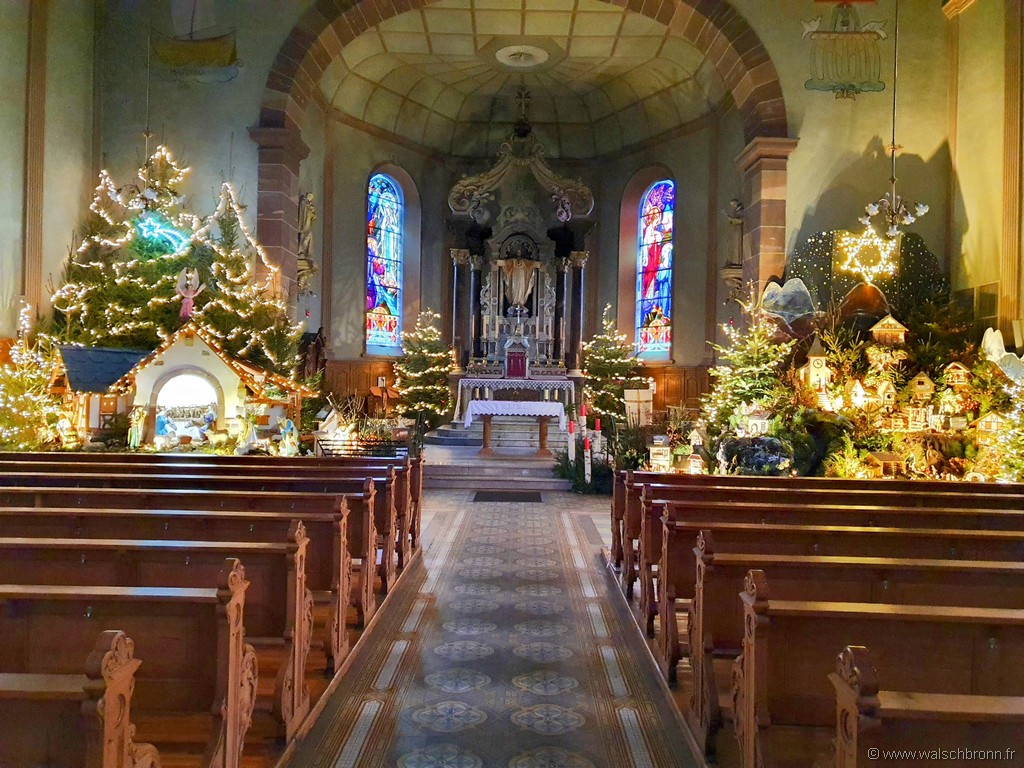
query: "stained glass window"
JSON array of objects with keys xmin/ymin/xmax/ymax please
[
  {"xmin": 636, "ymin": 179, "xmax": 674, "ymax": 356},
  {"xmin": 365, "ymin": 173, "xmax": 403, "ymax": 350}
]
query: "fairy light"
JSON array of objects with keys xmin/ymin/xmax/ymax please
[
  {"xmin": 0, "ymin": 303, "xmax": 62, "ymax": 450},
  {"xmin": 581, "ymin": 304, "xmax": 647, "ymax": 419},
  {"xmin": 394, "ymin": 311, "xmax": 453, "ymax": 421},
  {"xmin": 836, "ymin": 227, "xmax": 899, "ymax": 284}
]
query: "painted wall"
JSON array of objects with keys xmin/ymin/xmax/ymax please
[
  {"xmin": 0, "ymin": 4, "xmax": 30, "ymax": 335},
  {"xmin": 951, "ymin": 0, "xmax": 1006, "ymax": 292},
  {"xmin": 42, "ymin": 1, "xmax": 96, "ymax": 316}
]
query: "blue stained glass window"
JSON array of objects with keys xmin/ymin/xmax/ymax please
[
  {"xmin": 366, "ymin": 174, "xmax": 403, "ymax": 350},
  {"xmin": 636, "ymin": 179, "xmax": 674, "ymax": 355}
]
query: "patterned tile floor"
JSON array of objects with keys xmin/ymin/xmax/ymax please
[{"xmin": 287, "ymin": 490, "xmax": 698, "ymax": 768}]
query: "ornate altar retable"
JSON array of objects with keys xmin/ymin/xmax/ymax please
[{"xmin": 447, "ymin": 94, "xmax": 595, "ymax": 403}]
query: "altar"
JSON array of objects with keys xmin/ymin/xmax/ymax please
[
  {"xmin": 463, "ymin": 400, "xmax": 566, "ymax": 457},
  {"xmin": 454, "ymin": 377, "xmax": 575, "ymax": 420}
]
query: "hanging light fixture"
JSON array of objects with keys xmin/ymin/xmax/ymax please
[{"xmin": 857, "ymin": 0, "xmax": 929, "ymax": 239}]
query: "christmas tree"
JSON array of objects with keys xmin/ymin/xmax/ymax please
[
  {"xmin": 701, "ymin": 298, "xmax": 796, "ymax": 440},
  {"xmin": 0, "ymin": 304, "xmax": 61, "ymax": 450},
  {"xmin": 997, "ymin": 384, "xmax": 1024, "ymax": 482},
  {"xmin": 49, "ymin": 146, "xmax": 301, "ymax": 375},
  {"xmin": 394, "ymin": 311, "xmax": 453, "ymax": 432},
  {"xmin": 581, "ymin": 305, "xmax": 647, "ymax": 421}
]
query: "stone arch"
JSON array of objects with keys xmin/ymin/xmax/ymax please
[{"xmin": 252, "ymin": 0, "xmax": 790, "ymax": 297}]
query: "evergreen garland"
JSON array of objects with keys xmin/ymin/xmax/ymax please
[
  {"xmin": 394, "ymin": 311, "xmax": 453, "ymax": 431},
  {"xmin": 581, "ymin": 306, "xmax": 647, "ymax": 421}
]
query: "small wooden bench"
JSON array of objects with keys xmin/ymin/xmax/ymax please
[
  {"xmin": 0, "ymin": 629, "xmax": 159, "ymax": 768},
  {"xmin": 830, "ymin": 645, "xmax": 1024, "ymax": 768},
  {"xmin": 730, "ymin": 570, "xmax": 1024, "ymax": 768},
  {"xmin": 0, "ymin": 559, "xmax": 256, "ymax": 768}
]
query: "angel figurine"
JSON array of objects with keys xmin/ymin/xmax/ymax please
[{"xmin": 176, "ymin": 268, "xmax": 206, "ymax": 319}]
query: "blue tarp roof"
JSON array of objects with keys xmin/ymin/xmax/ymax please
[{"xmin": 59, "ymin": 346, "xmax": 150, "ymax": 393}]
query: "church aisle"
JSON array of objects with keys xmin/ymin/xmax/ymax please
[{"xmin": 287, "ymin": 491, "xmax": 699, "ymax": 768}]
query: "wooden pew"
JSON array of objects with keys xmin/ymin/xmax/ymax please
[
  {"xmin": 655, "ymin": 513, "xmax": 1024, "ymax": 686},
  {"xmin": 730, "ymin": 570, "xmax": 1024, "ymax": 768},
  {"xmin": 0, "ymin": 458, "xmax": 418, "ymax": 572},
  {"xmin": 5, "ymin": 452, "xmax": 424, "ymax": 556},
  {"xmin": 0, "ymin": 483, "xmax": 374, "ymax": 630},
  {"xmin": 0, "ymin": 470, "xmax": 399, "ymax": 600},
  {"xmin": 830, "ymin": 645, "xmax": 1024, "ymax": 768},
  {"xmin": 0, "ymin": 629, "xmax": 160, "ymax": 768},
  {"xmin": 686, "ymin": 536, "xmax": 1024, "ymax": 754},
  {"xmin": 0, "ymin": 524, "xmax": 317, "ymax": 742},
  {"xmin": 0, "ymin": 559, "xmax": 257, "ymax": 768},
  {"xmin": 623, "ymin": 478, "xmax": 1024, "ymax": 601}
]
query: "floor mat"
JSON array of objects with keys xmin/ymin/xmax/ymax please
[{"xmin": 472, "ymin": 490, "xmax": 543, "ymax": 503}]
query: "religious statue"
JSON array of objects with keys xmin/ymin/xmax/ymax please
[
  {"xmin": 176, "ymin": 268, "xmax": 205, "ymax": 319},
  {"xmin": 55, "ymin": 411, "xmax": 79, "ymax": 449},
  {"xmin": 278, "ymin": 418, "xmax": 300, "ymax": 457},
  {"xmin": 296, "ymin": 192, "xmax": 318, "ymax": 296},
  {"xmin": 128, "ymin": 406, "xmax": 146, "ymax": 449},
  {"xmin": 501, "ymin": 258, "xmax": 537, "ymax": 310},
  {"xmin": 716, "ymin": 442, "xmax": 728, "ymax": 476},
  {"xmin": 235, "ymin": 417, "xmax": 257, "ymax": 455}
]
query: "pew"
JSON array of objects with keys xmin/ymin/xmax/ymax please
[
  {"xmin": 0, "ymin": 559, "xmax": 257, "ymax": 768},
  {"xmin": 729, "ymin": 570, "xmax": 1024, "ymax": 768},
  {"xmin": 0, "ymin": 483, "xmax": 375, "ymax": 629},
  {"xmin": 615, "ymin": 470, "xmax": 1024, "ymax": 578},
  {"xmin": 0, "ymin": 458, "xmax": 417, "ymax": 571},
  {"xmin": 655, "ymin": 514, "xmax": 1024, "ymax": 687},
  {"xmin": 686, "ymin": 536, "xmax": 1024, "ymax": 754},
  {"xmin": 0, "ymin": 524, "xmax": 318, "ymax": 742},
  {"xmin": 5, "ymin": 452, "xmax": 424, "ymax": 554},
  {"xmin": 830, "ymin": 645, "xmax": 1024, "ymax": 768},
  {"xmin": 0, "ymin": 629, "xmax": 160, "ymax": 768},
  {"xmin": 623, "ymin": 478, "xmax": 1024, "ymax": 600},
  {"xmin": 0, "ymin": 470, "xmax": 399, "ymax": 600}
]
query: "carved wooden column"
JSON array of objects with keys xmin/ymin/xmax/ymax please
[
  {"xmin": 735, "ymin": 137, "xmax": 799, "ymax": 297},
  {"xmin": 248, "ymin": 126, "xmax": 310, "ymax": 302}
]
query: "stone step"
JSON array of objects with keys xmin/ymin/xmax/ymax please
[
  {"xmin": 426, "ymin": 418, "xmax": 571, "ymax": 450},
  {"xmin": 423, "ymin": 461, "xmax": 570, "ymax": 491}
]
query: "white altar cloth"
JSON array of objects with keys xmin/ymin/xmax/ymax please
[
  {"xmin": 463, "ymin": 400, "xmax": 567, "ymax": 431},
  {"xmin": 455, "ymin": 377, "xmax": 575, "ymax": 418}
]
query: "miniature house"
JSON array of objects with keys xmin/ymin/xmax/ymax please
[
  {"xmin": 973, "ymin": 412, "xmax": 1006, "ymax": 446},
  {"xmin": 943, "ymin": 361, "xmax": 972, "ymax": 387},
  {"xmin": 51, "ymin": 346, "xmax": 148, "ymax": 440},
  {"xmin": 869, "ymin": 315, "xmax": 909, "ymax": 346},
  {"xmin": 875, "ymin": 380, "xmax": 897, "ymax": 409},
  {"xmin": 743, "ymin": 409, "xmax": 772, "ymax": 436},
  {"xmin": 907, "ymin": 372, "xmax": 936, "ymax": 403},
  {"xmin": 108, "ymin": 322, "xmax": 312, "ymax": 444},
  {"xmin": 865, "ymin": 451, "xmax": 904, "ymax": 478}
]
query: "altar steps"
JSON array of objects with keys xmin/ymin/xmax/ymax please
[
  {"xmin": 425, "ymin": 417, "xmax": 571, "ymax": 451},
  {"xmin": 423, "ymin": 455, "xmax": 571, "ymax": 491}
]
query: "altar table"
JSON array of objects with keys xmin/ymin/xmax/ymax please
[
  {"xmin": 463, "ymin": 400, "xmax": 567, "ymax": 457},
  {"xmin": 455, "ymin": 377, "xmax": 576, "ymax": 419}
]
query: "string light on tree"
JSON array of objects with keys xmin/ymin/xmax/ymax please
[
  {"xmin": 394, "ymin": 311, "xmax": 454, "ymax": 432},
  {"xmin": 0, "ymin": 303, "xmax": 61, "ymax": 450},
  {"xmin": 581, "ymin": 305, "xmax": 648, "ymax": 421}
]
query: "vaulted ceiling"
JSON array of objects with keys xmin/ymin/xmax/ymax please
[{"xmin": 318, "ymin": 0, "xmax": 727, "ymax": 159}]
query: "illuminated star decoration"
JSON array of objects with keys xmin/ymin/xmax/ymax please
[
  {"xmin": 136, "ymin": 212, "xmax": 190, "ymax": 254},
  {"xmin": 836, "ymin": 228, "xmax": 899, "ymax": 284}
]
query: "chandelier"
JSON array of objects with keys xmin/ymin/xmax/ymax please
[{"xmin": 857, "ymin": 0, "xmax": 928, "ymax": 239}]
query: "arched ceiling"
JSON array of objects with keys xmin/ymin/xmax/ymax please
[{"xmin": 319, "ymin": 0, "xmax": 728, "ymax": 159}]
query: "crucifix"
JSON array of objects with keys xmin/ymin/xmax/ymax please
[{"xmin": 515, "ymin": 86, "xmax": 532, "ymax": 120}]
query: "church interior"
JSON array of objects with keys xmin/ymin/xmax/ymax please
[{"xmin": 1, "ymin": 0, "xmax": 1024, "ymax": 766}]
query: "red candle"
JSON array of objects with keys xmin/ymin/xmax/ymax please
[
  {"xmin": 568, "ymin": 420, "xmax": 575, "ymax": 434},
  {"xmin": 583, "ymin": 437, "xmax": 591, "ymax": 450},
  {"xmin": 595, "ymin": 418, "xmax": 601, "ymax": 432},
  {"xmin": 580, "ymin": 403, "xmax": 587, "ymax": 418}
]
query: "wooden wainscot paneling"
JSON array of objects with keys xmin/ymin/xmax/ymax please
[
  {"xmin": 324, "ymin": 359, "xmax": 396, "ymax": 399},
  {"xmin": 646, "ymin": 365, "xmax": 711, "ymax": 411}
]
